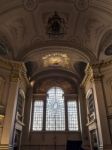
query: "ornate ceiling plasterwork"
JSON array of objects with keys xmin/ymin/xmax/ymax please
[
  {"xmin": 0, "ymin": 0, "xmax": 111, "ymax": 61},
  {"xmin": 42, "ymin": 53, "xmax": 70, "ymax": 68},
  {"xmin": 23, "ymin": 0, "xmax": 90, "ymax": 12},
  {"xmin": 23, "ymin": 0, "xmax": 39, "ymax": 11},
  {"xmin": 23, "ymin": 46, "xmax": 90, "ymax": 64},
  {"xmin": 73, "ymin": 0, "xmax": 90, "ymax": 11},
  {"xmin": 0, "ymin": 0, "xmax": 112, "ymax": 92},
  {"xmin": 0, "ymin": 0, "xmax": 111, "ymax": 74}
]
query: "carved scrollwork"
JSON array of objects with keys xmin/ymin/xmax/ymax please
[{"xmin": 23, "ymin": 0, "xmax": 38, "ymax": 11}]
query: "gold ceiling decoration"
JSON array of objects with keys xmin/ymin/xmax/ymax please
[{"xmin": 42, "ymin": 53, "xmax": 70, "ymax": 68}]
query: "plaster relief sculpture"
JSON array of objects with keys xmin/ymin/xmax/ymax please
[
  {"xmin": 23, "ymin": 0, "xmax": 38, "ymax": 11},
  {"xmin": 74, "ymin": 0, "xmax": 89, "ymax": 11}
]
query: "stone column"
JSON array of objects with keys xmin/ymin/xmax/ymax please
[
  {"xmin": 78, "ymin": 87, "xmax": 90, "ymax": 150},
  {"xmin": 91, "ymin": 66, "xmax": 112, "ymax": 150},
  {"xmin": 0, "ymin": 67, "xmax": 20, "ymax": 150}
]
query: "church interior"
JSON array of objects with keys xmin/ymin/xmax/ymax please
[{"xmin": 0, "ymin": 0, "xmax": 112, "ymax": 150}]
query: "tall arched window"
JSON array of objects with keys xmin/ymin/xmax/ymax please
[
  {"xmin": 32, "ymin": 86, "xmax": 79, "ymax": 131},
  {"xmin": 46, "ymin": 87, "xmax": 65, "ymax": 131}
]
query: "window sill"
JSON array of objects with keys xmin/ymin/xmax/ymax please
[{"xmin": 30, "ymin": 130, "xmax": 80, "ymax": 133}]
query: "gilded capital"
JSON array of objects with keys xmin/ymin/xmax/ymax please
[{"xmin": 10, "ymin": 70, "xmax": 20, "ymax": 82}]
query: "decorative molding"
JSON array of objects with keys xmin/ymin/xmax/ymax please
[
  {"xmin": 81, "ymin": 60, "xmax": 112, "ymax": 82},
  {"xmin": 92, "ymin": 59, "xmax": 112, "ymax": 68},
  {"xmin": 0, "ymin": 145, "xmax": 13, "ymax": 149},
  {"xmin": 23, "ymin": 0, "xmax": 39, "ymax": 11}
]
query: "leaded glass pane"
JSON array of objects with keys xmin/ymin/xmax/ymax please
[
  {"xmin": 67, "ymin": 101, "xmax": 78, "ymax": 131},
  {"xmin": 46, "ymin": 87, "xmax": 65, "ymax": 131},
  {"xmin": 32, "ymin": 101, "xmax": 43, "ymax": 131}
]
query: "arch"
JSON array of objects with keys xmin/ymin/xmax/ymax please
[
  {"xmin": 33, "ymin": 74, "xmax": 77, "ymax": 94},
  {"xmin": 32, "ymin": 69, "xmax": 79, "ymax": 93},
  {"xmin": 22, "ymin": 46, "xmax": 95, "ymax": 63}
]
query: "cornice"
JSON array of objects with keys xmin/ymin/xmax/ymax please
[
  {"xmin": 83, "ymin": 60, "xmax": 112, "ymax": 82},
  {"xmin": 92, "ymin": 59, "xmax": 112, "ymax": 68}
]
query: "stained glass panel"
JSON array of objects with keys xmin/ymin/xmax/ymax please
[
  {"xmin": 46, "ymin": 87, "xmax": 65, "ymax": 131},
  {"xmin": 32, "ymin": 101, "xmax": 43, "ymax": 131},
  {"xmin": 67, "ymin": 101, "xmax": 78, "ymax": 131}
]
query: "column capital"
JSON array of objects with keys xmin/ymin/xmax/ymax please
[
  {"xmin": 10, "ymin": 62, "xmax": 28, "ymax": 84},
  {"xmin": 81, "ymin": 64, "xmax": 93, "ymax": 87},
  {"xmin": 10, "ymin": 69, "xmax": 20, "ymax": 82},
  {"xmin": 90, "ymin": 63, "xmax": 103, "ymax": 82}
]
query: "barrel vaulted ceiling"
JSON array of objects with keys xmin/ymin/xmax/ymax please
[{"xmin": 0, "ymin": 0, "xmax": 112, "ymax": 86}]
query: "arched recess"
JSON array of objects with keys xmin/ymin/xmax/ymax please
[
  {"xmin": 33, "ymin": 74, "xmax": 78, "ymax": 94},
  {"xmin": 23, "ymin": 46, "xmax": 96, "ymax": 64},
  {"xmin": 24, "ymin": 46, "xmax": 88, "ymax": 89}
]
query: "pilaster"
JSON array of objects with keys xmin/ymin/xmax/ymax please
[
  {"xmin": 79, "ymin": 86, "xmax": 90, "ymax": 150},
  {"xmin": 21, "ymin": 84, "xmax": 33, "ymax": 144},
  {"xmin": 0, "ymin": 62, "xmax": 22, "ymax": 148},
  {"xmin": 91, "ymin": 65, "xmax": 112, "ymax": 150}
]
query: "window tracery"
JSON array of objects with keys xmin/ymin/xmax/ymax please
[{"xmin": 32, "ymin": 87, "xmax": 79, "ymax": 131}]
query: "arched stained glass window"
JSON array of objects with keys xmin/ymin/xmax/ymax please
[
  {"xmin": 32, "ymin": 86, "xmax": 79, "ymax": 131},
  {"xmin": 46, "ymin": 87, "xmax": 65, "ymax": 131}
]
